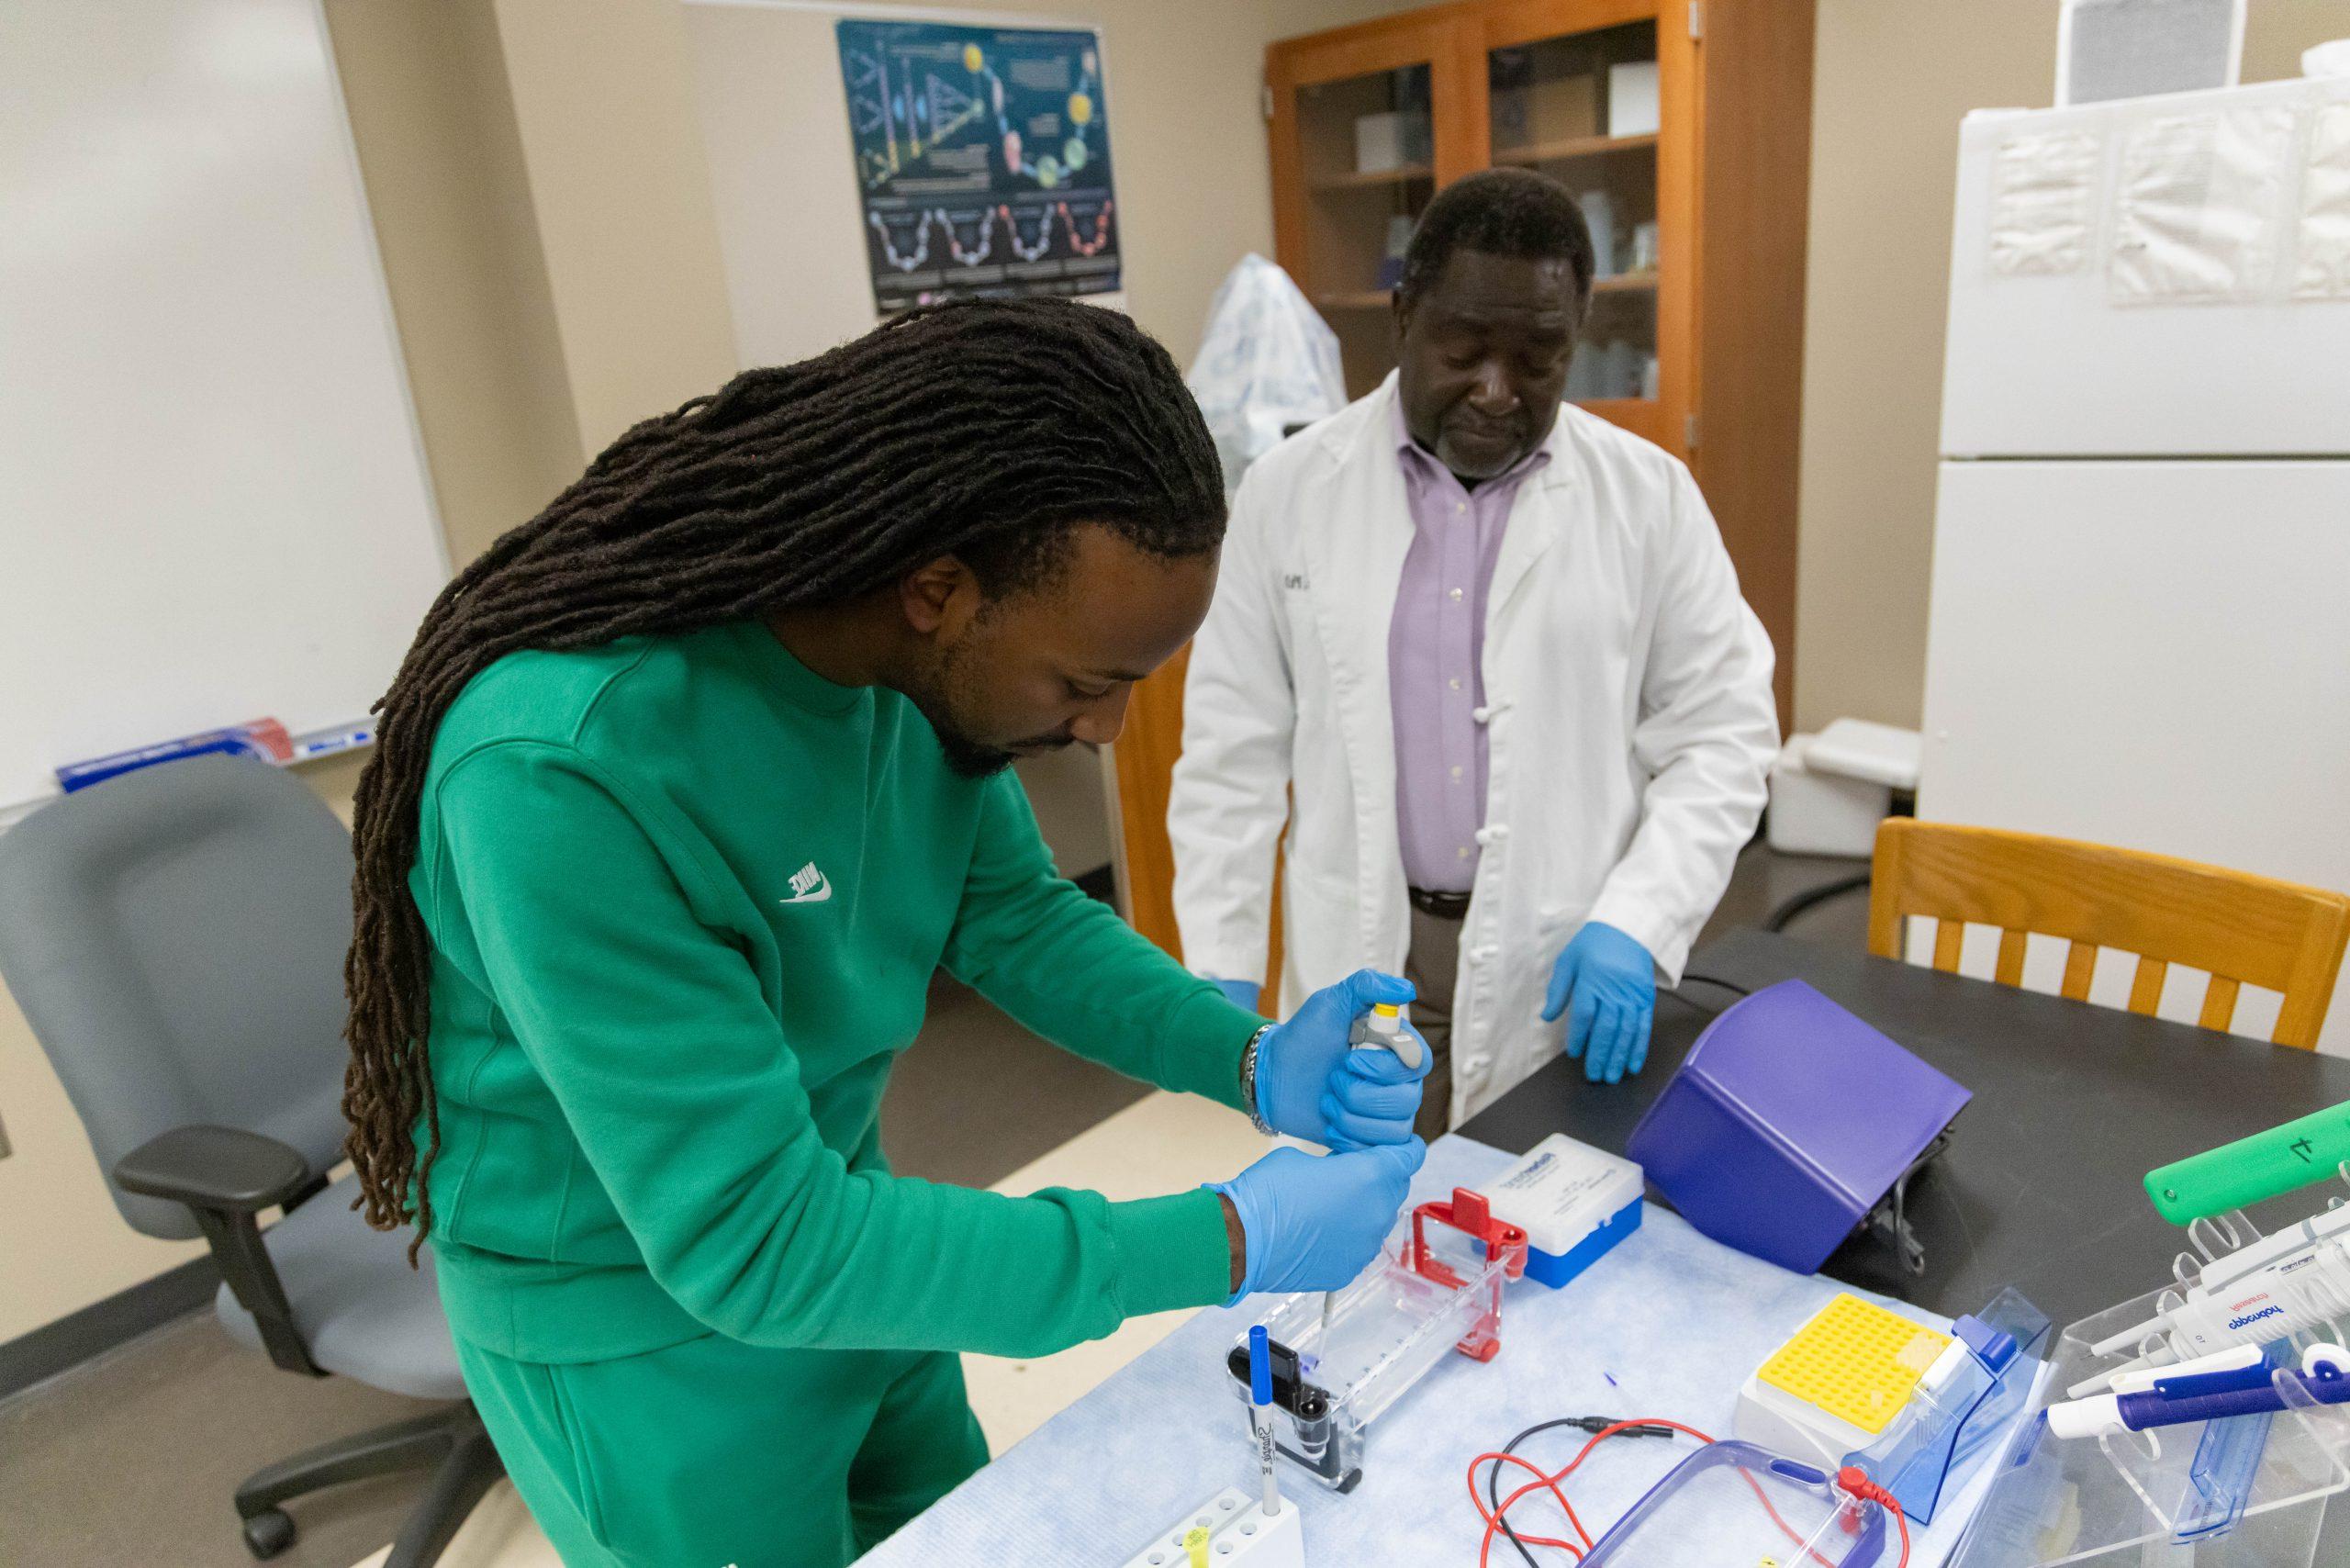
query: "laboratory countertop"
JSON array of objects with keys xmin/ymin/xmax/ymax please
[
  {"xmin": 1460, "ymin": 927, "xmax": 2350, "ymax": 1329},
  {"xmin": 861, "ymin": 1136, "xmax": 2003, "ymax": 1568}
]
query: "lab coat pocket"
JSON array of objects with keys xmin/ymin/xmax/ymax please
[
  {"xmin": 1281, "ymin": 857, "xmax": 1360, "ymax": 992},
  {"xmin": 1527, "ymin": 903, "xmax": 1594, "ymax": 1002}
]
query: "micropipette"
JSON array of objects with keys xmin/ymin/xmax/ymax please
[
  {"xmin": 1249, "ymin": 1325, "xmax": 1281, "ymax": 1517},
  {"xmin": 2070, "ymin": 1216, "xmax": 2350, "ymax": 1394},
  {"xmin": 1350, "ymin": 1001, "xmax": 1422, "ymax": 1071},
  {"xmin": 1319, "ymin": 1002, "xmax": 1421, "ymax": 1345}
]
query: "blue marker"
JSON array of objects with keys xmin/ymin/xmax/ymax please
[{"xmin": 1248, "ymin": 1325, "xmax": 1281, "ymax": 1516}]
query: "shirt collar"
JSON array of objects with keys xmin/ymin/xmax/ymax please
[{"xmin": 1390, "ymin": 393, "xmax": 1553, "ymax": 490}]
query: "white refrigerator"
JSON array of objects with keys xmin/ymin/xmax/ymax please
[{"xmin": 1919, "ymin": 73, "xmax": 2350, "ymax": 1054}]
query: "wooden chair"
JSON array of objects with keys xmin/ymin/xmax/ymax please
[{"xmin": 1867, "ymin": 820, "xmax": 2350, "ymax": 1049}]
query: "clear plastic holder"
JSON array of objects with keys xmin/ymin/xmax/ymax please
[
  {"xmin": 1579, "ymin": 1440, "xmax": 1897, "ymax": 1567},
  {"xmin": 1949, "ymin": 1170, "xmax": 2350, "ymax": 1567},
  {"xmin": 1226, "ymin": 1204, "xmax": 1519, "ymax": 1492},
  {"xmin": 1844, "ymin": 1286, "xmax": 2053, "ymax": 1525}
]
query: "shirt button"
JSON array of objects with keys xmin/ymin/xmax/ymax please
[
  {"xmin": 1457, "ymin": 846, "xmax": 1472, "ymax": 860},
  {"xmin": 1450, "ymin": 765, "xmax": 1464, "ymax": 779},
  {"xmin": 1454, "ymin": 502, "xmax": 1466, "ymax": 514},
  {"xmin": 1449, "ymin": 677, "xmax": 1462, "ymax": 690},
  {"xmin": 1449, "ymin": 587, "xmax": 1464, "ymax": 601}
]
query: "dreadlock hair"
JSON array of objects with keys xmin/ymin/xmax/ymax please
[{"xmin": 343, "ymin": 298, "xmax": 1225, "ymax": 1252}]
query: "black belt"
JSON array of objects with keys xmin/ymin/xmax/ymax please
[{"xmin": 1407, "ymin": 886, "xmax": 1472, "ymax": 920}]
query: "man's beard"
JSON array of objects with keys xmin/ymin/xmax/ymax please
[
  {"xmin": 901, "ymin": 657, "xmax": 1020, "ymax": 778},
  {"xmin": 929, "ymin": 719, "xmax": 1020, "ymax": 778},
  {"xmin": 903, "ymin": 644, "xmax": 1077, "ymax": 778}
]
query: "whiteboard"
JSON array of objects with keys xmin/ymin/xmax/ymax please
[{"xmin": 0, "ymin": 0, "xmax": 449, "ymax": 815}]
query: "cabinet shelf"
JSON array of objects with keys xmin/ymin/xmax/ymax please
[
  {"xmin": 1493, "ymin": 129, "xmax": 1658, "ymax": 167},
  {"xmin": 1316, "ymin": 275, "xmax": 1651, "ymax": 314},
  {"xmin": 1309, "ymin": 162, "xmax": 1435, "ymax": 191}
]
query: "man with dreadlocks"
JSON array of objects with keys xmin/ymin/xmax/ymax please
[{"xmin": 341, "ymin": 300, "xmax": 1431, "ymax": 1566}]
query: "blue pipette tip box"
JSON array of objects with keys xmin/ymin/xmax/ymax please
[{"xmin": 1483, "ymin": 1133, "xmax": 1645, "ymax": 1289}]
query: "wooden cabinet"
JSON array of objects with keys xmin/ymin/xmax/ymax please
[
  {"xmin": 1270, "ymin": 0, "xmax": 1699, "ymax": 459},
  {"xmin": 1112, "ymin": 0, "xmax": 1812, "ymax": 966}
]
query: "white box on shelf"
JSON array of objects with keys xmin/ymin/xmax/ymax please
[
  {"xmin": 1353, "ymin": 111, "xmax": 1427, "ymax": 173},
  {"xmin": 1607, "ymin": 61, "xmax": 1660, "ymax": 137}
]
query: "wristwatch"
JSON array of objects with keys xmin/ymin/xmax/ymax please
[{"xmin": 1237, "ymin": 1023, "xmax": 1277, "ymax": 1137}]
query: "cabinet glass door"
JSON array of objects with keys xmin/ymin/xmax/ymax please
[
  {"xmin": 1292, "ymin": 60, "xmax": 1434, "ymax": 397},
  {"xmin": 1488, "ymin": 17, "xmax": 1662, "ymax": 410},
  {"xmin": 1270, "ymin": 19, "xmax": 1475, "ymax": 399}
]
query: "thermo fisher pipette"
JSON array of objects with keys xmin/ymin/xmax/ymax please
[
  {"xmin": 1351, "ymin": 1001, "xmax": 1422, "ymax": 1070},
  {"xmin": 2072, "ymin": 1204, "xmax": 2350, "ymax": 1396}
]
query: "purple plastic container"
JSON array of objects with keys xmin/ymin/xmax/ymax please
[{"xmin": 1626, "ymin": 980, "xmax": 1971, "ymax": 1275}]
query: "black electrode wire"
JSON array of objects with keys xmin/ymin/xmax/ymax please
[{"xmin": 1483, "ymin": 1417, "xmax": 1679, "ymax": 1567}]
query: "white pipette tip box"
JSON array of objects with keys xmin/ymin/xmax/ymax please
[{"xmin": 1482, "ymin": 1133, "xmax": 1644, "ymax": 1289}]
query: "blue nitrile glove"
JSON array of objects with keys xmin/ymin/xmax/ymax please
[
  {"xmin": 1210, "ymin": 977, "xmax": 1261, "ymax": 1012},
  {"xmin": 1208, "ymin": 1138, "xmax": 1427, "ymax": 1299},
  {"xmin": 1541, "ymin": 921, "xmax": 1657, "ymax": 1084},
  {"xmin": 1254, "ymin": 969, "xmax": 1432, "ymax": 1149}
]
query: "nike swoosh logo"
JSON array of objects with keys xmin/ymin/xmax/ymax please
[{"xmin": 780, "ymin": 874, "xmax": 833, "ymax": 905}]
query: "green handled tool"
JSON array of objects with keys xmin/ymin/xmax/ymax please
[{"xmin": 2144, "ymin": 1099, "xmax": 2350, "ymax": 1225}]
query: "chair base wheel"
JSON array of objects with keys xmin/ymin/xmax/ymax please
[{"xmin": 242, "ymin": 1508, "xmax": 297, "ymax": 1559}]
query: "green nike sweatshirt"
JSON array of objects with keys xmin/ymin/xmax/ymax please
[{"xmin": 408, "ymin": 621, "xmax": 1260, "ymax": 1364}]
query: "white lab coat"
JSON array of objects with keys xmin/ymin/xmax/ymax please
[{"xmin": 1168, "ymin": 375, "xmax": 1778, "ymax": 1124}]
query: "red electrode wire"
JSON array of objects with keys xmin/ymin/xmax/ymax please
[{"xmin": 1467, "ymin": 1418, "xmax": 1911, "ymax": 1568}]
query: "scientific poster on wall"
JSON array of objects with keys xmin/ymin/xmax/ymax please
[{"xmin": 835, "ymin": 18, "xmax": 1119, "ymax": 310}]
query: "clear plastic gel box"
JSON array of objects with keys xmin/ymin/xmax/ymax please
[
  {"xmin": 1226, "ymin": 1205, "xmax": 1519, "ymax": 1492},
  {"xmin": 1581, "ymin": 1442, "xmax": 1897, "ymax": 1568}
]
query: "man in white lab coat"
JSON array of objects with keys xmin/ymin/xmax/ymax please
[{"xmin": 1169, "ymin": 169, "xmax": 1777, "ymax": 1134}]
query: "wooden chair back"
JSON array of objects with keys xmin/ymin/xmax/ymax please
[{"xmin": 1867, "ymin": 820, "xmax": 2350, "ymax": 1049}]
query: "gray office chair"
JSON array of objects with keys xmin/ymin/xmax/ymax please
[{"xmin": 0, "ymin": 756, "xmax": 500, "ymax": 1563}]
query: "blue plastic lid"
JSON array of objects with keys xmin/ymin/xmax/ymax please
[{"xmin": 1954, "ymin": 1313, "xmax": 2019, "ymax": 1372}]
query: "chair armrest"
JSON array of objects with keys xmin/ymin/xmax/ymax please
[
  {"xmin": 114, "ymin": 1125, "xmax": 312, "ymax": 1214},
  {"xmin": 112, "ymin": 1125, "xmax": 325, "ymax": 1378}
]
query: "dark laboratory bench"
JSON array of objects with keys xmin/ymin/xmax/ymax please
[{"xmin": 1458, "ymin": 926, "xmax": 2350, "ymax": 1329}]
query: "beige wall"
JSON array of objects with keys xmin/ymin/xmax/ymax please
[
  {"xmin": 1795, "ymin": 0, "xmax": 2350, "ymax": 734},
  {"xmin": 493, "ymin": 0, "xmax": 743, "ymax": 456},
  {"xmin": 689, "ymin": 0, "xmax": 1401, "ymax": 388}
]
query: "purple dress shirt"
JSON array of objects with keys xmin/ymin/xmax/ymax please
[{"xmin": 1389, "ymin": 402, "xmax": 1551, "ymax": 893}]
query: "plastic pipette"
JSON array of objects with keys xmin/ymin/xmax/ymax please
[
  {"xmin": 1248, "ymin": 1325, "xmax": 1281, "ymax": 1516},
  {"xmin": 2071, "ymin": 1226, "xmax": 2350, "ymax": 1395},
  {"xmin": 1319, "ymin": 1002, "xmax": 1418, "ymax": 1349},
  {"xmin": 1350, "ymin": 1001, "xmax": 1422, "ymax": 1070}
]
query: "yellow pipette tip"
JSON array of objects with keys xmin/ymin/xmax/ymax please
[{"xmin": 1184, "ymin": 1525, "xmax": 1210, "ymax": 1567}]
